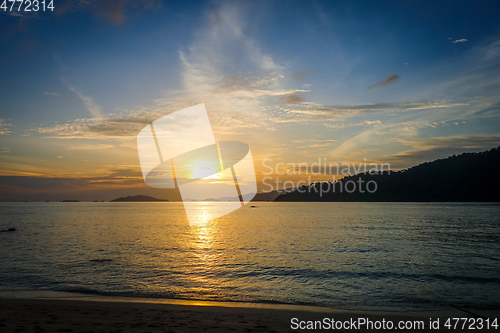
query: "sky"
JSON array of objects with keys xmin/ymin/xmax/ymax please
[{"xmin": 1, "ymin": 0, "xmax": 500, "ymax": 201}]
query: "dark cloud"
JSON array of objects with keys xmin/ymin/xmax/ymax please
[
  {"xmin": 52, "ymin": 0, "xmax": 162, "ymax": 24},
  {"xmin": 0, "ymin": 176, "xmax": 182, "ymax": 202},
  {"xmin": 279, "ymin": 92, "xmax": 305, "ymax": 105},
  {"xmin": 0, "ymin": 177, "xmax": 88, "ymax": 190},
  {"xmin": 86, "ymin": 122, "xmax": 146, "ymax": 136},
  {"xmin": 55, "ymin": 2, "xmax": 73, "ymax": 16},
  {"xmin": 0, "ymin": 163, "xmax": 182, "ymax": 202},
  {"xmin": 95, "ymin": 0, "xmax": 127, "ymax": 25},
  {"xmin": 101, "ymin": 168, "xmax": 143, "ymax": 178},
  {"xmin": 367, "ymin": 73, "xmax": 400, "ymax": 90},
  {"xmin": 0, "ymin": 168, "xmax": 142, "ymax": 190}
]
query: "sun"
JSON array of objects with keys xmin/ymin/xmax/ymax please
[{"xmin": 187, "ymin": 160, "xmax": 221, "ymax": 180}]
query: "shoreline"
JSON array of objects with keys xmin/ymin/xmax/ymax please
[
  {"xmin": 1, "ymin": 292, "xmax": 499, "ymax": 332},
  {"xmin": 1, "ymin": 290, "xmax": 498, "ymax": 313},
  {"xmin": 0, "ymin": 290, "xmax": 346, "ymax": 313}
]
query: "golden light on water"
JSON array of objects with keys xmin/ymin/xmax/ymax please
[
  {"xmin": 190, "ymin": 202, "xmax": 213, "ymax": 227},
  {"xmin": 186, "ymin": 204, "xmax": 221, "ymax": 290}
]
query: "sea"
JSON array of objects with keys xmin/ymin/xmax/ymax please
[{"xmin": 0, "ymin": 202, "xmax": 499, "ymax": 311}]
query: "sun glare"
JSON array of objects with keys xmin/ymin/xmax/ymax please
[{"xmin": 187, "ymin": 161, "xmax": 221, "ymax": 180}]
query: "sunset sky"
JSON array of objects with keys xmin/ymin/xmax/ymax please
[{"xmin": 1, "ymin": 0, "xmax": 500, "ymax": 201}]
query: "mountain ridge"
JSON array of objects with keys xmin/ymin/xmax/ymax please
[
  {"xmin": 275, "ymin": 146, "xmax": 500, "ymax": 202},
  {"xmin": 110, "ymin": 195, "xmax": 169, "ymax": 202}
]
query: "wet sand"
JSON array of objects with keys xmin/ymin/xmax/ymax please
[{"xmin": 0, "ymin": 297, "xmax": 498, "ymax": 332}]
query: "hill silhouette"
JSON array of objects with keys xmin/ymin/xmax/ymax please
[
  {"xmin": 275, "ymin": 146, "xmax": 500, "ymax": 202},
  {"xmin": 110, "ymin": 195, "xmax": 168, "ymax": 202}
]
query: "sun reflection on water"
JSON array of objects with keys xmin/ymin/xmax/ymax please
[
  {"xmin": 190, "ymin": 203, "xmax": 213, "ymax": 227},
  {"xmin": 188, "ymin": 203, "xmax": 219, "ymax": 259},
  {"xmin": 185, "ymin": 204, "xmax": 223, "ymax": 293}
]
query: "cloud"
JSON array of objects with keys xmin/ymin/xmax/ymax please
[
  {"xmin": 54, "ymin": 0, "xmax": 162, "ymax": 24},
  {"xmin": 292, "ymin": 138, "xmax": 337, "ymax": 149},
  {"xmin": 0, "ymin": 173, "xmax": 184, "ymax": 202},
  {"xmin": 53, "ymin": 0, "xmax": 92, "ymax": 16},
  {"xmin": 286, "ymin": 69, "xmax": 314, "ymax": 81},
  {"xmin": 56, "ymin": 2, "xmax": 73, "ymax": 16},
  {"xmin": 452, "ymin": 39, "xmax": 468, "ymax": 44},
  {"xmin": 367, "ymin": 73, "xmax": 400, "ymax": 90},
  {"xmin": 37, "ymin": 116, "xmax": 145, "ymax": 138},
  {"xmin": 279, "ymin": 92, "xmax": 305, "ymax": 105},
  {"xmin": 0, "ymin": 166, "xmax": 143, "ymax": 191},
  {"xmin": 325, "ymin": 120, "xmax": 382, "ymax": 129},
  {"xmin": 43, "ymin": 92, "xmax": 59, "ymax": 96},
  {"xmin": 66, "ymin": 85, "xmax": 102, "ymax": 118},
  {"xmin": 278, "ymin": 100, "xmax": 468, "ymax": 123},
  {"xmin": 396, "ymin": 134, "xmax": 500, "ymax": 150},
  {"xmin": 6, "ymin": 10, "xmax": 39, "ymax": 19},
  {"xmin": 95, "ymin": 0, "xmax": 127, "ymax": 25},
  {"xmin": 297, "ymin": 143, "xmax": 333, "ymax": 148},
  {"xmin": 384, "ymin": 134, "xmax": 500, "ymax": 166},
  {"xmin": 292, "ymin": 139, "xmax": 337, "ymax": 143},
  {"xmin": 172, "ymin": 3, "xmax": 308, "ymax": 132},
  {"xmin": 0, "ymin": 119, "xmax": 12, "ymax": 135},
  {"xmin": 481, "ymin": 39, "xmax": 500, "ymax": 60},
  {"xmin": 472, "ymin": 102, "xmax": 500, "ymax": 119},
  {"xmin": 328, "ymin": 121, "xmax": 421, "ymax": 161},
  {"xmin": 66, "ymin": 144, "xmax": 114, "ymax": 150},
  {"xmin": 39, "ymin": 3, "xmax": 307, "ymax": 138}
]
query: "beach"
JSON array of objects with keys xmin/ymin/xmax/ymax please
[{"xmin": 1, "ymin": 295, "xmax": 499, "ymax": 333}]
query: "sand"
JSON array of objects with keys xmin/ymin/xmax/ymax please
[{"xmin": 0, "ymin": 297, "xmax": 498, "ymax": 333}]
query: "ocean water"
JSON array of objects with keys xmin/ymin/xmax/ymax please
[{"xmin": 0, "ymin": 202, "xmax": 499, "ymax": 311}]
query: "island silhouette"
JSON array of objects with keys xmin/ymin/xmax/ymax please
[
  {"xmin": 110, "ymin": 195, "xmax": 169, "ymax": 202},
  {"xmin": 275, "ymin": 146, "xmax": 500, "ymax": 202}
]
